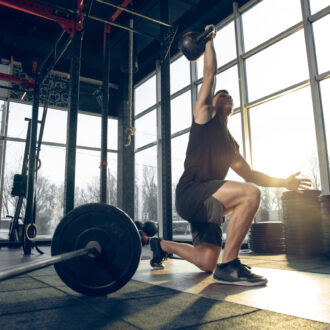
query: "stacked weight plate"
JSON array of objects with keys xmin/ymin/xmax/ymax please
[
  {"xmin": 319, "ymin": 195, "xmax": 330, "ymax": 258},
  {"xmin": 282, "ymin": 190, "xmax": 322, "ymax": 256},
  {"xmin": 249, "ymin": 221, "xmax": 286, "ymax": 254}
]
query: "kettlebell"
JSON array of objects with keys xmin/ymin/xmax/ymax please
[{"xmin": 178, "ymin": 26, "xmax": 215, "ymax": 61}]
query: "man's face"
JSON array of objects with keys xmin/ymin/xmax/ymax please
[{"xmin": 214, "ymin": 92, "xmax": 233, "ymax": 118}]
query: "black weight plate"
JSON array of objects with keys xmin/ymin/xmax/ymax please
[
  {"xmin": 319, "ymin": 195, "xmax": 330, "ymax": 202},
  {"xmin": 251, "ymin": 227, "xmax": 284, "ymax": 232},
  {"xmin": 51, "ymin": 203, "xmax": 141, "ymax": 296},
  {"xmin": 250, "ymin": 234, "xmax": 285, "ymax": 240},
  {"xmin": 282, "ymin": 190, "xmax": 321, "ymax": 198}
]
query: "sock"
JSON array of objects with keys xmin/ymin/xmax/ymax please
[{"xmin": 218, "ymin": 258, "xmax": 238, "ymax": 268}]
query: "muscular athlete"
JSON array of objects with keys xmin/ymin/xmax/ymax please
[{"xmin": 149, "ymin": 25, "xmax": 311, "ymax": 286}]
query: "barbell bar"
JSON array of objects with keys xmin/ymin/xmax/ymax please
[
  {"xmin": 0, "ymin": 203, "xmax": 142, "ymax": 296},
  {"xmin": 0, "ymin": 245, "xmax": 99, "ymax": 281}
]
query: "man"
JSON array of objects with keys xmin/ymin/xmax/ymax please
[{"xmin": 149, "ymin": 25, "xmax": 311, "ymax": 286}]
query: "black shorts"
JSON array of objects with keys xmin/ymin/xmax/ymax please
[{"xmin": 175, "ymin": 180, "xmax": 227, "ymax": 247}]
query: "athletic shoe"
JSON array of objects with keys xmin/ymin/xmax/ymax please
[
  {"xmin": 150, "ymin": 237, "xmax": 167, "ymax": 270},
  {"xmin": 213, "ymin": 258, "xmax": 267, "ymax": 286}
]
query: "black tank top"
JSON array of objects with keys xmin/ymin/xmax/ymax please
[{"xmin": 178, "ymin": 115, "xmax": 239, "ymax": 188}]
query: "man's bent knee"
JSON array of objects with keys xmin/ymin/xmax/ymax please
[
  {"xmin": 245, "ymin": 183, "xmax": 261, "ymax": 206},
  {"xmin": 196, "ymin": 260, "xmax": 217, "ymax": 273}
]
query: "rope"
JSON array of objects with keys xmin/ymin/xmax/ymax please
[{"xmin": 125, "ymin": 18, "xmax": 136, "ymax": 147}]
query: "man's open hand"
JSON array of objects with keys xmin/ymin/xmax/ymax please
[{"xmin": 285, "ymin": 172, "xmax": 312, "ymax": 193}]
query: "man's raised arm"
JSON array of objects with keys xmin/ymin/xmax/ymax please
[{"xmin": 193, "ymin": 25, "xmax": 217, "ymax": 124}]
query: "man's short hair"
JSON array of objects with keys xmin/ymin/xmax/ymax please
[{"xmin": 215, "ymin": 89, "xmax": 229, "ymax": 96}]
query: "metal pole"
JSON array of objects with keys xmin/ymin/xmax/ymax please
[
  {"xmin": 0, "ymin": 248, "xmax": 93, "ymax": 281},
  {"xmin": 159, "ymin": 0, "xmax": 172, "ymax": 241},
  {"xmin": 301, "ymin": 0, "xmax": 330, "ymax": 194},
  {"xmin": 0, "ymin": 59, "xmax": 12, "ymax": 219},
  {"xmin": 23, "ymin": 70, "xmax": 40, "ymax": 254},
  {"xmin": 88, "ymin": 15, "xmax": 158, "ymax": 39},
  {"xmin": 96, "ymin": 0, "xmax": 172, "ymax": 27},
  {"xmin": 64, "ymin": 30, "xmax": 82, "ymax": 214},
  {"xmin": 100, "ymin": 26, "xmax": 110, "ymax": 204},
  {"xmin": 233, "ymin": 1, "xmax": 252, "ymax": 165},
  {"xmin": 124, "ymin": 18, "xmax": 135, "ymax": 147}
]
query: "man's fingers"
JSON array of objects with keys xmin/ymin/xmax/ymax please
[{"xmin": 291, "ymin": 171, "xmax": 301, "ymax": 177}]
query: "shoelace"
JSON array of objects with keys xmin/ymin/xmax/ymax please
[{"xmin": 237, "ymin": 259, "xmax": 251, "ymax": 271}]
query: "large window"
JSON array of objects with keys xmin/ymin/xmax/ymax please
[
  {"xmin": 1, "ymin": 100, "xmax": 118, "ymax": 237},
  {"xmin": 135, "ymin": 146, "xmax": 157, "ymax": 222},
  {"xmin": 250, "ymin": 87, "xmax": 320, "ymax": 187},
  {"xmin": 133, "ymin": 0, "xmax": 330, "ymax": 240},
  {"xmin": 134, "ymin": 75, "xmax": 156, "ymax": 115},
  {"xmin": 134, "ymin": 75, "xmax": 158, "ymax": 224},
  {"xmin": 320, "ymin": 78, "xmax": 330, "ymax": 171},
  {"xmin": 43, "ymin": 109, "xmax": 67, "ymax": 144},
  {"xmin": 242, "ymin": 0, "xmax": 302, "ymax": 51},
  {"xmin": 313, "ymin": 14, "xmax": 330, "ymax": 74},
  {"xmin": 135, "ymin": 110, "xmax": 157, "ymax": 149},
  {"xmin": 170, "ymin": 56, "xmax": 190, "ymax": 94},
  {"xmin": 171, "ymin": 91, "xmax": 192, "ymax": 135},
  {"xmin": 245, "ymin": 30, "xmax": 309, "ymax": 101}
]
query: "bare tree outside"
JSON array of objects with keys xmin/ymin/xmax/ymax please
[
  {"xmin": 2, "ymin": 171, "xmax": 60, "ymax": 235},
  {"xmin": 141, "ymin": 165, "xmax": 157, "ymax": 221}
]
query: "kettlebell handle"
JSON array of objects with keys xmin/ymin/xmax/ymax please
[{"xmin": 197, "ymin": 26, "xmax": 215, "ymax": 42}]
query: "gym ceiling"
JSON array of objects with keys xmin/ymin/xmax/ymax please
[{"xmin": 0, "ymin": 0, "xmax": 250, "ymax": 115}]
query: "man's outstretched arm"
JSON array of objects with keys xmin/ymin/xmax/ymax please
[
  {"xmin": 230, "ymin": 153, "xmax": 312, "ymax": 191},
  {"xmin": 193, "ymin": 25, "xmax": 217, "ymax": 124}
]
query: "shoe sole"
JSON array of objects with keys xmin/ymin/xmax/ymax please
[
  {"xmin": 212, "ymin": 277, "xmax": 267, "ymax": 287},
  {"xmin": 150, "ymin": 265, "xmax": 164, "ymax": 270}
]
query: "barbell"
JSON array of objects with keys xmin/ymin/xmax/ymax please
[{"xmin": 0, "ymin": 203, "xmax": 142, "ymax": 296}]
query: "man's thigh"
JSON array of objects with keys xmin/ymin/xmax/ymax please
[{"xmin": 212, "ymin": 180, "xmax": 258, "ymax": 212}]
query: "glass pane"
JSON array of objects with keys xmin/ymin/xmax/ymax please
[
  {"xmin": 77, "ymin": 113, "xmax": 100, "ymax": 148},
  {"xmin": 170, "ymin": 56, "xmax": 190, "ymax": 94},
  {"xmin": 134, "ymin": 75, "xmax": 156, "ymax": 115},
  {"xmin": 75, "ymin": 149, "xmax": 100, "ymax": 206},
  {"xmin": 250, "ymin": 87, "xmax": 320, "ymax": 188},
  {"xmin": 37, "ymin": 145, "xmax": 66, "ymax": 235},
  {"xmin": 215, "ymin": 65, "xmax": 240, "ymax": 108},
  {"xmin": 171, "ymin": 133, "xmax": 191, "ymax": 240},
  {"xmin": 250, "ymin": 87, "xmax": 321, "ymax": 219},
  {"xmin": 242, "ymin": 0, "xmax": 302, "ymax": 51},
  {"xmin": 246, "ymin": 30, "xmax": 309, "ymax": 102},
  {"xmin": 108, "ymin": 152, "xmax": 117, "ymax": 206},
  {"xmin": 135, "ymin": 146, "xmax": 158, "ymax": 222},
  {"xmin": 313, "ymin": 14, "xmax": 330, "ymax": 74},
  {"xmin": 0, "ymin": 141, "xmax": 65, "ymax": 237},
  {"xmin": 108, "ymin": 118, "xmax": 118, "ymax": 150},
  {"xmin": 43, "ymin": 108, "xmax": 67, "ymax": 144},
  {"xmin": 197, "ymin": 21, "xmax": 236, "ymax": 79},
  {"xmin": 171, "ymin": 91, "xmax": 192, "ymax": 135},
  {"xmin": 8, "ymin": 102, "xmax": 36, "ymax": 139},
  {"xmin": 227, "ymin": 112, "xmax": 244, "ymax": 182},
  {"xmin": 320, "ymin": 78, "xmax": 330, "ymax": 172},
  {"xmin": 135, "ymin": 110, "xmax": 157, "ymax": 149},
  {"xmin": 309, "ymin": 0, "xmax": 329, "ymax": 15},
  {"xmin": 1, "ymin": 141, "xmax": 25, "ymax": 220}
]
